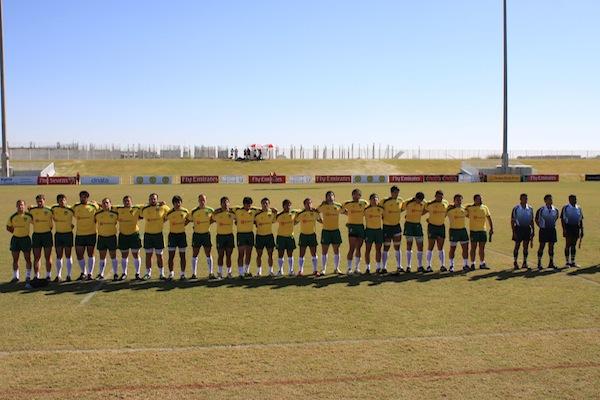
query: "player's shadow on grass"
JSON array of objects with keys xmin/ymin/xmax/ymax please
[
  {"xmin": 567, "ymin": 264, "xmax": 600, "ymax": 276},
  {"xmin": 469, "ymin": 266, "xmax": 569, "ymax": 281}
]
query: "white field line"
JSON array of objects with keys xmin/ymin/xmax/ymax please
[
  {"xmin": 1, "ymin": 327, "xmax": 598, "ymax": 358},
  {"xmin": 79, "ymin": 281, "xmax": 104, "ymax": 305}
]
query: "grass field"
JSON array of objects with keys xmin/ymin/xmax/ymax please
[{"xmin": 1, "ymin": 159, "xmax": 599, "ymax": 399}]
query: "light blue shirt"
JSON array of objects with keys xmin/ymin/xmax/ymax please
[
  {"xmin": 536, "ymin": 205, "xmax": 558, "ymax": 229},
  {"xmin": 561, "ymin": 204, "xmax": 583, "ymax": 225},
  {"xmin": 512, "ymin": 204, "xmax": 533, "ymax": 227}
]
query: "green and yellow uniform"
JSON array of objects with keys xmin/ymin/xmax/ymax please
[
  {"xmin": 7, "ymin": 212, "xmax": 33, "ymax": 252},
  {"xmin": 95, "ymin": 209, "xmax": 118, "ymax": 250},
  {"xmin": 465, "ymin": 204, "xmax": 491, "ymax": 243},
  {"xmin": 116, "ymin": 206, "xmax": 142, "ymax": 250},
  {"xmin": 29, "ymin": 206, "xmax": 54, "ymax": 248},
  {"xmin": 212, "ymin": 208, "xmax": 236, "ymax": 249},
  {"xmin": 364, "ymin": 205, "xmax": 384, "ymax": 244},
  {"xmin": 165, "ymin": 207, "xmax": 189, "ymax": 249},
  {"xmin": 52, "ymin": 205, "xmax": 74, "ymax": 248},
  {"xmin": 317, "ymin": 201, "xmax": 343, "ymax": 245},
  {"xmin": 254, "ymin": 209, "xmax": 276, "ymax": 250},
  {"xmin": 276, "ymin": 210, "xmax": 296, "ymax": 251},
  {"xmin": 343, "ymin": 199, "xmax": 368, "ymax": 238},
  {"xmin": 424, "ymin": 199, "xmax": 449, "ymax": 239},
  {"xmin": 233, "ymin": 207, "xmax": 258, "ymax": 247},
  {"xmin": 73, "ymin": 202, "xmax": 100, "ymax": 246},
  {"xmin": 296, "ymin": 209, "xmax": 320, "ymax": 247},
  {"xmin": 446, "ymin": 205, "xmax": 469, "ymax": 243},
  {"xmin": 140, "ymin": 204, "xmax": 170, "ymax": 250},
  {"xmin": 402, "ymin": 198, "xmax": 426, "ymax": 238},
  {"xmin": 382, "ymin": 197, "xmax": 403, "ymax": 239},
  {"xmin": 188, "ymin": 206, "xmax": 213, "ymax": 248}
]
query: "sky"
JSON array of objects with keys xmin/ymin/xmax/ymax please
[{"xmin": 3, "ymin": 0, "xmax": 599, "ymax": 150}]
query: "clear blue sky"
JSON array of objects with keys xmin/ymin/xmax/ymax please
[{"xmin": 4, "ymin": 0, "xmax": 599, "ymax": 149}]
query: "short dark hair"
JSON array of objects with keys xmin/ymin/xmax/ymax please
[
  {"xmin": 454, "ymin": 194, "xmax": 462, "ymax": 200},
  {"xmin": 243, "ymin": 196, "xmax": 253, "ymax": 205},
  {"xmin": 56, "ymin": 194, "xmax": 66, "ymax": 202},
  {"xmin": 369, "ymin": 193, "xmax": 378, "ymax": 200},
  {"xmin": 79, "ymin": 190, "xmax": 90, "ymax": 197},
  {"xmin": 473, "ymin": 194, "xmax": 481, "ymax": 201},
  {"xmin": 172, "ymin": 195, "xmax": 182, "ymax": 204},
  {"xmin": 390, "ymin": 186, "xmax": 399, "ymax": 193},
  {"xmin": 325, "ymin": 190, "xmax": 334, "ymax": 197},
  {"xmin": 352, "ymin": 188, "xmax": 362, "ymax": 196},
  {"xmin": 220, "ymin": 196, "xmax": 229, "ymax": 204},
  {"xmin": 415, "ymin": 192, "xmax": 425, "ymax": 200},
  {"xmin": 520, "ymin": 193, "xmax": 528, "ymax": 199},
  {"xmin": 123, "ymin": 195, "xmax": 131, "ymax": 202},
  {"xmin": 543, "ymin": 194, "xmax": 552, "ymax": 201},
  {"xmin": 35, "ymin": 194, "xmax": 45, "ymax": 201},
  {"xmin": 283, "ymin": 199, "xmax": 291, "ymax": 207},
  {"xmin": 261, "ymin": 197, "xmax": 270, "ymax": 203}
]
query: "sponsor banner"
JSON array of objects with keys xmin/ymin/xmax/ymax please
[
  {"xmin": 388, "ymin": 175, "xmax": 424, "ymax": 183},
  {"xmin": 584, "ymin": 174, "xmax": 600, "ymax": 181},
  {"xmin": 458, "ymin": 174, "xmax": 481, "ymax": 183},
  {"xmin": 0, "ymin": 176, "xmax": 38, "ymax": 185},
  {"xmin": 133, "ymin": 176, "xmax": 172, "ymax": 185},
  {"xmin": 180, "ymin": 175, "xmax": 219, "ymax": 184},
  {"xmin": 424, "ymin": 175, "xmax": 459, "ymax": 182},
  {"xmin": 80, "ymin": 176, "xmax": 120, "ymax": 185},
  {"xmin": 523, "ymin": 174, "xmax": 559, "ymax": 182},
  {"xmin": 220, "ymin": 175, "xmax": 245, "ymax": 184},
  {"xmin": 486, "ymin": 174, "xmax": 521, "ymax": 183},
  {"xmin": 315, "ymin": 175, "xmax": 352, "ymax": 183},
  {"xmin": 289, "ymin": 175, "xmax": 313, "ymax": 184},
  {"xmin": 352, "ymin": 175, "xmax": 388, "ymax": 184},
  {"xmin": 37, "ymin": 176, "xmax": 77, "ymax": 185},
  {"xmin": 248, "ymin": 175, "xmax": 287, "ymax": 184}
]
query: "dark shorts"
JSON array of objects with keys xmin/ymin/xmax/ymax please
[
  {"xmin": 237, "ymin": 232, "xmax": 255, "ymax": 247},
  {"xmin": 216, "ymin": 233, "xmax": 235, "ymax": 250},
  {"xmin": 299, "ymin": 233, "xmax": 318, "ymax": 247},
  {"xmin": 347, "ymin": 223, "xmax": 365, "ymax": 239},
  {"xmin": 427, "ymin": 223, "xmax": 446, "ymax": 240},
  {"xmin": 321, "ymin": 229, "xmax": 342, "ymax": 245},
  {"xmin": 54, "ymin": 232, "xmax": 73, "ymax": 248},
  {"xmin": 32, "ymin": 231, "xmax": 53, "ymax": 249},
  {"xmin": 470, "ymin": 230, "xmax": 487, "ymax": 243},
  {"xmin": 404, "ymin": 222, "xmax": 423, "ymax": 238},
  {"xmin": 168, "ymin": 232, "xmax": 188, "ymax": 249},
  {"xmin": 192, "ymin": 232, "xmax": 212, "ymax": 248},
  {"xmin": 10, "ymin": 236, "xmax": 31, "ymax": 253},
  {"xmin": 143, "ymin": 232, "xmax": 165, "ymax": 250},
  {"xmin": 118, "ymin": 232, "xmax": 142, "ymax": 251},
  {"xmin": 97, "ymin": 235, "xmax": 117, "ymax": 251},
  {"xmin": 539, "ymin": 227, "xmax": 557, "ymax": 243},
  {"xmin": 365, "ymin": 228, "xmax": 384, "ymax": 244},
  {"xmin": 276, "ymin": 235, "xmax": 296, "ymax": 251},
  {"xmin": 75, "ymin": 234, "xmax": 97, "ymax": 247},
  {"xmin": 449, "ymin": 228, "xmax": 469, "ymax": 244},
  {"xmin": 383, "ymin": 224, "xmax": 402, "ymax": 241},
  {"xmin": 255, "ymin": 234, "xmax": 275, "ymax": 250},
  {"xmin": 513, "ymin": 226, "xmax": 533, "ymax": 242},
  {"xmin": 564, "ymin": 224, "xmax": 580, "ymax": 240}
]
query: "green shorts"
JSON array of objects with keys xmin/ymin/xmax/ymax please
[
  {"xmin": 97, "ymin": 235, "xmax": 117, "ymax": 251},
  {"xmin": 449, "ymin": 228, "xmax": 469, "ymax": 244},
  {"xmin": 168, "ymin": 232, "xmax": 188, "ymax": 249},
  {"xmin": 255, "ymin": 234, "xmax": 275, "ymax": 250},
  {"xmin": 118, "ymin": 232, "xmax": 142, "ymax": 251},
  {"xmin": 192, "ymin": 232, "xmax": 212, "ymax": 248},
  {"xmin": 365, "ymin": 228, "xmax": 384, "ymax": 244},
  {"xmin": 404, "ymin": 222, "xmax": 424, "ymax": 238},
  {"xmin": 75, "ymin": 234, "xmax": 97, "ymax": 247},
  {"xmin": 470, "ymin": 230, "xmax": 488, "ymax": 243},
  {"xmin": 54, "ymin": 232, "xmax": 74, "ymax": 248},
  {"xmin": 427, "ymin": 223, "xmax": 446, "ymax": 239},
  {"xmin": 10, "ymin": 236, "xmax": 31, "ymax": 253},
  {"xmin": 216, "ymin": 233, "xmax": 235, "ymax": 250},
  {"xmin": 237, "ymin": 232, "xmax": 255, "ymax": 247},
  {"xmin": 32, "ymin": 231, "xmax": 53, "ymax": 249},
  {"xmin": 299, "ymin": 233, "xmax": 318, "ymax": 247},
  {"xmin": 347, "ymin": 223, "xmax": 365, "ymax": 239},
  {"xmin": 383, "ymin": 224, "xmax": 402, "ymax": 240},
  {"xmin": 321, "ymin": 229, "xmax": 342, "ymax": 245},
  {"xmin": 143, "ymin": 232, "xmax": 165, "ymax": 250},
  {"xmin": 276, "ymin": 235, "xmax": 296, "ymax": 251}
]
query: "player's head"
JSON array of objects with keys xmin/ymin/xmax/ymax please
[
  {"xmin": 568, "ymin": 194, "xmax": 577, "ymax": 205},
  {"xmin": 453, "ymin": 194, "xmax": 463, "ymax": 206},
  {"xmin": 172, "ymin": 195, "xmax": 182, "ymax": 208},
  {"xmin": 282, "ymin": 199, "xmax": 291, "ymax": 212},
  {"xmin": 351, "ymin": 188, "xmax": 362, "ymax": 201},
  {"xmin": 369, "ymin": 193, "xmax": 379, "ymax": 206},
  {"xmin": 220, "ymin": 196, "xmax": 230, "ymax": 209},
  {"xmin": 543, "ymin": 194, "xmax": 553, "ymax": 206},
  {"xmin": 122, "ymin": 195, "xmax": 132, "ymax": 207},
  {"xmin": 390, "ymin": 186, "xmax": 399, "ymax": 198},
  {"xmin": 261, "ymin": 197, "xmax": 270, "ymax": 210},
  {"xmin": 148, "ymin": 193, "xmax": 158, "ymax": 206},
  {"xmin": 520, "ymin": 193, "xmax": 528, "ymax": 204},
  {"xmin": 325, "ymin": 191, "xmax": 335, "ymax": 203},
  {"xmin": 101, "ymin": 197, "xmax": 112, "ymax": 211},
  {"xmin": 303, "ymin": 197, "xmax": 312, "ymax": 210},
  {"xmin": 434, "ymin": 190, "xmax": 444, "ymax": 202},
  {"xmin": 415, "ymin": 192, "xmax": 425, "ymax": 201},
  {"xmin": 56, "ymin": 194, "xmax": 67, "ymax": 206},
  {"xmin": 16, "ymin": 199, "xmax": 25, "ymax": 212},
  {"xmin": 198, "ymin": 194, "xmax": 207, "ymax": 207},
  {"xmin": 35, "ymin": 194, "xmax": 45, "ymax": 207},
  {"xmin": 473, "ymin": 194, "xmax": 482, "ymax": 205},
  {"xmin": 242, "ymin": 196, "xmax": 253, "ymax": 210},
  {"xmin": 79, "ymin": 190, "xmax": 90, "ymax": 203}
]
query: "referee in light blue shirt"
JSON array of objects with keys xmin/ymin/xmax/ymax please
[
  {"xmin": 535, "ymin": 194, "xmax": 559, "ymax": 270},
  {"xmin": 511, "ymin": 193, "xmax": 535, "ymax": 270},
  {"xmin": 560, "ymin": 194, "xmax": 584, "ymax": 267}
]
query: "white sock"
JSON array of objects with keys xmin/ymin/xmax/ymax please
[
  {"xmin": 426, "ymin": 250, "xmax": 433, "ymax": 267},
  {"xmin": 463, "ymin": 258, "xmax": 469, "ymax": 267},
  {"xmin": 347, "ymin": 259, "xmax": 352, "ymax": 270},
  {"xmin": 353, "ymin": 256, "xmax": 361, "ymax": 270},
  {"xmin": 417, "ymin": 251, "xmax": 423, "ymax": 268},
  {"xmin": 55, "ymin": 259, "xmax": 63, "ymax": 278},
  {"xmin": 13, "ymin": 269, "xmax": 19, "ymax": 279},
  {"xmin": 395, "ymin": 250, "xmax": 402, "ymax": 268},
  {"xmin": 438, "ymin": 250, "xmax": 445, "ymax": 266},
  {"xmin": 66, "ymin": 257, "xmax": 72, "ymax": 276},
  {"xmin": 218, "ymin": 265, "xmax": 223, "ymax": 275},
  {"xmin": 146, "ymin": 267, "xmax": 152, "ymax": 277},
  {"xmin": 121, "ymin": 258, "xmax": 128, "ymax": 275},
  {"xmin": 450, "ymin": 258, "xmax": 455, "ymax": 267},
  {"xmin": 78, "ymin": 259, "xmax": 86, "ymax": 274},
  {"xmin": 46, "ymin": 270, "xmax": 51, "ymax": 278},
  {"xmin": 238, "ymin": 266, "xmax": 244, "ymax": 276},
  {"xmin": 133, "ymin": 257, "xmax": 141, "ymax": 275},
  {"xmin": 268, "ymin": 264, "xmax": 273, "ymax": 274},
  {"xmin": 227, "ymin": 266, "xmax": 232, "ymax": 275},
  {"xmin": 169, "ymin": 270, "xmax": 174, "ymax": 278},
  {"xmin": 278, "ymin": 258, "xmax": 284, "ymax": 272},
  {"xmin": 312, "ymin": 256, "xmax": 318, "ymax": 272},
  {"xmin": 406, "ymin": 250, "xmax": 412, "ymax": 268},
  {"xmin": 298, "ymin": 257, "xmax": 305, "ymax": 273},
  {"xmin": 35, "ymin": 270, "xmax": 40, "ymax": 279},
  {"xmin": 321, "ymin": 254, "xmax": 328, "ymax": 272},
  {"xmin": 288, "ymin": 257, "xmax": 294, "ymax": 274},
  {"xmin": 366, "ymin": 263, "xmax": 371, "ymax": 271},
  {"xmin": 98, "ymin": 259, "xmax": 106, "ymax": 276},
  {"xmin": 334, "ymin": 254, "xmax": 340, "ymax": 269},
  {"xmin": 158, "ymin": 267, "xmax": 164, "ymax": 277},
  {"xmin": 87, "ymin": 257, "xmax": 95, "ymax": 275},
  {"xmin": 257, "ymin": 266, "xmax": 262, "ymax": 275},
  {"xmin": 244, "ymin": 264, "xmax": 250, "ymax": 274},
  {"xmin": 111, "ymin": 258, "xmax": 118, "ymax": 275},
  {"xmin": 376, "ymin": 261, "xmax": 381, "ymax": 270},
  {"xmin": 191, "ymin": 257, "xmax": 198, "ymax": 275},
  {"xmin": 206, "ymin": 256, "xmax": 213, "ymax": 274},
  {"xmin": 382, "ymin": 251, "xmax": 388, "ymax": 268},
  {"xmin": 26, "ymin": 268, "xmax": 32, "ymax": 279}
]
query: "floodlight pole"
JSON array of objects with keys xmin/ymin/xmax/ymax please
[
  {"xmin": 501, "ymin": 0, "xmax": 509, "ymax": 173},
  {"xmin": 0, "ymin": 0, "xmax": 9, "ymax": 177}
]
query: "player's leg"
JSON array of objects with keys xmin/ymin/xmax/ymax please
[
  {"xmin": 43, "ymin": 242, "xmax": 53, "ymax": 280},
  {"xmin": 286, "ymin": 247, "xmax": 294, "ymax": 276},
  {"xmin": 346, "ymin": 236, "xmax": 357, "ymax": 274},
  {"xmin": 237, "ymin": 245, "xmax": 246, "ymax": 277},
  {"xmin": 167, "ymin": 249, "xmax": 176, "ymax": 276},
  {"xmin": 298, "ymin": 246, "xmax": 307, "ymax": 276},
  {"xmin": 513, "ymin": 237, "xmax": 522, "ymax": 269},
  {"xmin": 522, "ymin": 238, "xmax": 531, "ymax": 269},
  {"xmin": 321, "ymin": 243, "xmax": 330, "ymax": 275},
  {"xmin": 309, "ymin": 246, "xmax": 318, "ymax": 276},
  {"xmin": 256, "ymin": 247, "xmax": 264, "ymax": 276},
  {"xmin": 217, "ymin": 247, "xmax": 225, "ymax": 278},
  {"xmin": 191, "ymin": 246, "xmax": 200, "ymax": 278},
  {"xmin": 547, "ymin": 242, "xmax": 556, "ymax": 269},
  {"xmin": 277, "ymin": 247, "xmax": 285, "ymax": 275},
  {"xmin": 436, "ymin": 237, "xmax": 446, "ymax": 271},
  {"xmin": 266, "ymin": 246, "xmax": 274, "ymax": 276},
  {"xmin": 392, "ymin": 235, "xmax": 402, "ymax": 273},
  {"xmin": 55, "ymin": 245, "xmax": 64, "ymax": 282},
  {"xmin": 332, "ymin": 243, "xmax": 341, "ymax": 274},
  {"xmin": 64, "ymin": 245, "xmax": 73, "ymax": 281},
  {"xmin": 375, "ymin": 242, "xmax": 382, "ymax": 272},
  {"xmin": 97, "ymin": 249, "xmax": 107, "ymax": 279},
  {"xmin": 478, "ymin": 241, "xmax": 486, "ymax": 269},
  {"xmin": 85, "ymin": 245, "xmax": 96, "ymax": 280},
  {"xmin": 426, "ymin": 236, "xmax": 436, "ymax": 271},
  {"xmin": 364, "ymin": 240, "xmax": 373, "ymax": 273},
  {"xmin": 204, "ymin": 245, "xmax": 214, "ymax": 279},
  {"xmin": 109, "ymin": 249, "xmax": 118, "ymax": 280},
  {"xmin": 460, "ymin": 242, "xmax": 469, "ymax": 271},
  {"xmin": 121, "ymin": 249, "xmax": 130, "ymax": 278},
  {"xmin": 537, "ymin": 241, "xmax": 546, "ymax": 269},
  {"xmin": 225, "ymin": 247, "xmax": 233, "ymax": 277},
  {"xmin": 32, "ymin": 246, "xmax": 42, "ymax": 279},
  {"xmin": 405, "ymin": 238, "xmax": 414, "ymax": 272},
  {"xmin": 11, "ymin": 251, "xmax": 20, "ymax": 282},
  {"xmin": 244, "ymin": 244, "xmax": 253, "ymax": 277},
  {"xmin": 353, "ymin": 237, "xmax": 363, "ymax": 273},
  {"xmin": 416, "ymin": 237, "xmax": 424, "ymax": 272},
  {"xmin": 449, "ymin": 243, "xmax": 457, "ymax": 272},
  {"xmin": 75, "ymin": 245, "xmax": 86, "ymax": 280},
  {"xmin": 131, "ymin": 249, "xmax": 142, "ymax": 280},
  {"xmin": 178, "ymin": 248, "xmax": 187, "ymax": 280}
]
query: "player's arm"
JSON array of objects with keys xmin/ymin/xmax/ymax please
[
  {"xmin": 560, "ymin": 206, "xmax": 566, "ymax": 232},
  {"xmin": 487, "ymin": 215, "xmax": 494, "ymax": 235},
  {"xmin": 579, "ymin": 209, "xmax": 584, "ymax": 238},
  {"xmin": 510, "ymin": 207, "xmax": 517, "ymax": 230},
  {"xmin": 6, "ymin": 218, "xmax": 14, "ymax": 233},
  {"xmin": 534, "ymin": 208, "xmax": 542, "ymax": 228}
]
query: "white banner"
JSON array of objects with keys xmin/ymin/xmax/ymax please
[
  {"xmin": 80, "ymin": 176, "xmax": 120, "ymax": 185},
  {"xmin": 352, "ymin": 175, "xmax": 388, "ymax": 184},
  {"xmin": 288, "ymin": 175, "xmax": 313, "ymax": 184},
  {"xmin": 0, "ymin": 176, "xmax": 38, "ymax": 185},
  {"xmin": 220, "ymin": 175, "xmax": 244, "ymax": 184},
  {"xmin": 133, "ymin": 176, "xmax": 172, "ymax": 185},
  {"xmin": 458, "ymin": 174, "xmax": 481, "ymax": 183}
]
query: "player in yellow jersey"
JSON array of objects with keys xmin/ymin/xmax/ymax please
[
  {"xmin": 295, "ymin": 198, "xmax": 322, "ymax": 276},
  {"xmin": 342, "ymin": 189, "xmax": 368, "ymax": 274},
  {"xmin": 187, "ymin": 194, "xmax": 214, "ymax": 279},
  {"xmin": 401, "ymin": 192, "xmax": 426, "ymax": 272},
  {"xmin": 233, "ymin": 197, "xmax": 259, "ymax": 278},
  {"xmin": 465, "ymin": 194, "xmax": 494, "ymax": 271},
  {"xmin": 52, "ymin": 194, "xmax": 74, "ymax": 282},
  {"xmin": 276, "ymin": 199, "xmax": 296, "ymax": 276},
  {"xmin": 73, "ymin": 191, "xmax": 99, "ymax": 281},
  {"xmin": 140, "ymin": 193, "xmax": 170, "ymax": 280},
  {"xmin": 29, "ymin": 194, "xmax": 54, "ymax": 281},
  {"xmin": 423, "ymin": 190, "xmax": 449, "ymax": 272},
  {"xmin": 116, "ymin": 196, "xmax": 143, "ymax": 280},
  {"xmin": 6, "ymin": 200, "xmax": 33, "ymax": 285},
  {"xmin": 317, "ymin": 191, "xmax": 343, "ymax": 274},
  {"xmin": 211, "ymin": 196, "xmax": 236, "ymax": 278},
  {"xmin": 363, "ymin": 194, "xmax": 385, "ymax": 274},
  {"xmin": 254, "ymin": 198, "xmax": 278, "ymax": 277},
  {"xmin": 382, "ymin": 186, "xmax": 403, "ymax": 274},
  {"xmin": 446, "ymin": 194, "xmax": 470, "ymax": 273},
  {"xmin": 94, "ymin": 198, "xmax": 119, "ymax": 280},
  {"xmin": 165, "ymin": 195, "xmax": 189, "ymax": 280}
]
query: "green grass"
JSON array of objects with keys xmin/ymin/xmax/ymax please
[{"xmin": 0, "ymin": 159, "xmax": 599, "ymax": 399}]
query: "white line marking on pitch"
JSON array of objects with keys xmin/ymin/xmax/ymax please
[
  {"xmin": 1, "ymin": 327, "xmax": 598, "ymax": 358},
  {"xmin": 79, "ymin": 281, "xmax": 104, "ymax": 305}
]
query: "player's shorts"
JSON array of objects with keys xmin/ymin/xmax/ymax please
[
  {"xmin": 365, "ymin": 228, "xmax": 384, "ymax": 244},
  {"xmin": 299, "ymin": 233, "xmax": 318, "ymax": 247},
  {"xmin": 216, "ymin": 233, "xmax": 235, "ymax": 250},
  {"xmin": 470, "ymin": 230, "xmax": 487, "ymax": 243},
  {"xmin": 54, "ymin": 232, "xmax": 74, "ymax": 248},
  {"xmin": 276, "ymin": 235, "xmax": 296, "ymax": 251},
  {"xmin": 564, "ymin": 224, "xmax": 580, "ymax": 240},
  {"xmin": 449, "ymin": 228, "xmax": 469, "ymax": 244},
  {"xmin": 75, "ymin": 234, "xmax": 97, "ymax": 247},
  {"xmin": 143, "ymin": 232, "xmax": 164, "ymax": 250},
  {"xmin": 236, "ymin": 232, "xmax": 255, "ymax": 247},
  {"xmin": 32, "ymin": 231, "xmax": 53, "ymax": 249},
  {"xmin": 97, "ymin": 235, "xmax": 117, "ymax": 251},
  {"xmin": 347, "ymin": 223, "xmax": 365, "ymax": 239},
  {"xmin": 539, "ymin": 227, "xmax": 557, "ymax": 243},
  {"xmin": 118, "ymin": 232, "xmax": 142, "ymax": 251},
  {"xmin": 383, "ymin": 224, "xmax": 402, "ymax": 241},
  {"xmin": 192, "ymin": 232, "xmax": 212, "ymax": 248},
  {"xmin": 255, "ymin": 234, "xmax": 275, "ymax": 250},
  {"xmin": 427, "ymin": 223, "xmax": 446, "ymax": 240},
  {"xmin": 321, "ymin": 229, "xmax": 342, "ymax": 245},
  {"xmin": 403, "ymin": 222, "xmax": 423, "ymax": 239},
  {"xmin": 513, "ymin": 226, "xmax": 533, "ymax": 242},
  {"xmin": 168, "ymin": 232, "xmax": 187, "ymax": 249},
  {"xmin": 10, "ymin": 236, "xmax": 31, "ymax": 252}
]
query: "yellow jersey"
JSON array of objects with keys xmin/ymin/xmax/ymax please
[
  {"xmin": 95, "ymin": 209, "xmax": 119, "ymax": 237},
  {"xmin": 212, "ymin": 208, "xmax": 235, "ymax": 235},
  {"xmin": 402, "ymin": 198, "xmax": 426, "ymax": 224},
  {"xmin": 446, "ymin": 205, "xmax": 467, "ymax": 230},
  {"xmin": 424, "ymin": 199, "xmax": 449, "ymax": 226},
  {"xmin": 73, "ymin": 203, "xmax": 99, "ymax": 236},
  {"xmin": 295, "ymin": 209, "xmax": 320, "ymax": 235},
  {"xmin": 233, "ymin": 207, "xmax": 258, "ymax": 234},
  {"xmin": 51, "ymin": 205, "xmax": 74, "ymax": 234},
  {"xmin": 465, "ymin": 204, "xmax": 491, "ymax": 231},
  {"xmin": 254, "ymin": 210, "xmax": 276, "ymax": 236},
  {"xmin": 317, "ymin": 202, "xmax": 343, "ymax": 230},
  {"xmin": 140, "ymin": 204, "xmax": 170, "ymax": 234},
  {"xmin": 382, "ymin": 197, "xmax": 403, "ymax": 226},
  {"xmin": 276, "ymin": 211, "xmax": 295, "ymax": 237},
  {"xmin": 7, "ymin": 212, "xmax": 33, "ymax": 238},
  {"xmin": 165, "ymin": 208, "xmax": 189, "ymax": 234},
  {"xmin": 188, "ymin": 206, "xmax": 214, "ymax": 234},
  {"xmin": 364, "ymin": 205, "xmax": 384, "ymax": 229},
  {"xmin": 343, "ymin": 199, "xmax": 368, "ymax": 225},
  {"xmin": 29, "ymin": 206, "xmax": 53, "ymax": 233},
  {"xmin": 116, "ymin": 206, "xmax": 141, "ymax": 235}
]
